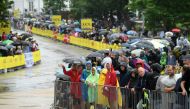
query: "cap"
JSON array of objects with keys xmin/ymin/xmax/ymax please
[{"xmin": 182, "ymin": 54, "xmax": 190, "ymax": 60}]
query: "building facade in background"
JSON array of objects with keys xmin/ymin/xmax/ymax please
[{"xmin": 13, "ymin": 0, "xmax": 44, "ymax": 15}]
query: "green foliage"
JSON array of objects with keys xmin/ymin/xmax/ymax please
[
  {"xmin": 129, "ymin": 0, "xmax": 190, "ymax": 30},
  {"xmin": 43, "ymin": 0, "xmax": 66, "ymax": 15},
  {"xmin": 70, "ymin": 0, "xmax": 129, "ymax": 22},
  {"xmin": 0, "ymin": 0, "xmax": 14, "ymax": 23}
]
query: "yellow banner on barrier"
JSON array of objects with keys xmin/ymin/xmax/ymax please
[
  {"xmin": 0, "ymin": 51, "xmax": 41, "ymax": 70},
  {"xmin": 32, "ymin": 50, "xmax": 41, "ymax": 63},
  {"xmin": 31, "ymin": 27, "xmax": 121, "ymax": 51},
  {"xmin": 81, "ymin": 19, "xmax": 93, "ymax": 32},
  {"xmin": 52, "ymin": 15, "xmax": 61, "ymax": 26}
]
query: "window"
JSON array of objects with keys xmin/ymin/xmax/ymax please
[{"xmin": 29, "ymin": 1, "xmax": 33, "ymax": 11}]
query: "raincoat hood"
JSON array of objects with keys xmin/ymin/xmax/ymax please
[
  {"xmin": 161, "ymin": 52, "xmax": 167, "ymax": 57},
  {"xmin": 86, "ymin": 67, "xmax": 99, "ymax": 84},
  {"xmin": 151, "ymin": 63, "xmax": 162, "ymax": 74},
  {"xmin": 135, "ymin": 59, "xmax": 145, "ymax": 68},
  {"xmin": 85, "ymin": 61, "xmax": 92, "ymax": 71}
]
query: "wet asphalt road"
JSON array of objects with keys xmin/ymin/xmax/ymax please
[{"xmin": 0, "ymin": 31, "xmax": 92, "ymax": 109}]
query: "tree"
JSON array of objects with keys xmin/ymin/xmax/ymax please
[
  {"xmin": 43, "ymin": 0, "xmax": 66, "ymax": 15},
  {"xmin": 0, "ymin": 0, "xmax": 14, "ymax": 23},
  {"xmin": 70, "ymin": 0, "xmax": 130, "ymax": 26},
  {"xmin": 129, "ymin": 0, "xmax": 190, "ymax": 30}
]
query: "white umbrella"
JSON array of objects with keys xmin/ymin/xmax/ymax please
[
  {"xmin": 131, "ymin": 49, "xmax": 144, "ymax": 57},
  {"xmin": 165, "ymin": 32, "xmax": 173, "ymax": 37},
  {"xmin": 148, "ymin": 40, "xmax": 165, "ymax": 49}
]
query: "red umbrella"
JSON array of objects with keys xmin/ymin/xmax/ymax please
[{"xmin": 172, "ymin": 28, "xmax": 181, "ymax": 33}]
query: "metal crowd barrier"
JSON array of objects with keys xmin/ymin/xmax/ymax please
[{"xmin": 53, "ymin": 79, "xmax": 190, "ymax": 109}]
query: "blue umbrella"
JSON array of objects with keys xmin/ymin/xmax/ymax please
[
  {"xmin": 74, "ymin": 28, "xmax": 82, "ymax": 32},
  {"xmin": 127, "ymin": 30, "xmax": 137, "ymax": 35}
]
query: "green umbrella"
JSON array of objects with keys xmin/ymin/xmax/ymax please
[{"xmin": 2, "ymin": 40, "xmax": 13, "ymax": 45}]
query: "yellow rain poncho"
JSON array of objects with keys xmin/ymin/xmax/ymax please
[{"xmin": 97, "ymin": 68, "xmax": 122, "ymax": 107}]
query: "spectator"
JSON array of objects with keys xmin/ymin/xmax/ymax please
[
  {"xmin": 31, "ymin": 40, "xmax": 38, "ymax": 51},
  {"xmin": 182, "ymin": 54, "xmax": 190, "ymax": 67},
  {"xmin": 1, "ymin": 32, "xmax": 7, "ymax": 41},
  {"xmin": 181, "ymin": 65, "xmax": 190, "ymax": 96},
  {"xmin": 101, "ymin": 52, "xmax": 112, "ymax": 66},
  {"xmin": 85, "ymin": 67, "xmax": 99, "ymax": 107},
  {"xmin": 167, "ymin": 51, "xmax": 176, "ymax": 65},
  {"xmin": 15, "ymin": 46, "xmax": 22, "ymax": 55},
  {"xmin": 118, "ymin": 62, "xmax": 130, "ymax": 87},
  {"xmin": 61, "ymin": 63, "xmax": 82, "ymax": 109},
  {"xmin": 158, "ymin": 65, "xmax": 180, "ymax": 109},
  {"xmin": 7, "ymin": 31, "xmax": 13, "ymax": 40},
  {"xmin": 160, "ymin": 52, "xmax": 167, "ymax": 68},
  {"xmin": 139, "ymin": 51, "xmax": 148, "ymax": 63},
  {"xmin": 80, "ymin": 61, "xmax": 92, "ymax": 108},
  {"xmin": 118, "ymin": 51, "xmax": 128, "ymax": 64},
  {"xmin": 102, "ymin": 63, "xmax": 117, "ymax": 109}
]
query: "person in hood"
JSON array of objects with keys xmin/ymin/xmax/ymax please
[
  {"xmin": 102, "ymin": 63, "xmax": 117, "ymax": 109},
  {"xmin": 139, "ymin": 51, "xmax": 148, "ymax": 63},
  {"xmin": 118, "ymin": 62, "xmax": 130, "ymax": 87},
  {"xmin": 167, "ymin": 51, "xmax": 176, "ymax": 66},
  {"xmin": 85, "ymin": 67, "xmax": 99, "ymax": 107},
  {"xmin": 135, "ymin": 59, "xmax": 145, "ymax": 69},
  {"xmin": 80, "ymin": 61, "xmax": 92, "ymax": 108},
  {"xmin": 101, "ymin": 52, "xmax": 112, "ymax": 66},
  {"xmin": 160, "ymin": 52, "xmax": 167, "ymax": 68}
]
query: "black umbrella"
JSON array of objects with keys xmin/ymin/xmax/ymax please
[
  {"xmin": 12, "ymin": 41, "xmax": 22, "ymax": 46},
  {"xmin": 6, "ymin": 45, "xmax": 16, "ymax": 49},
  {"xmin": 95, "ymin": 49, "xmax": 109, "ymax": 54},
  {"xmin": 0, "ymin": 42, "xmax": 6, "ymax": 46},
  {"xmin": 0, "ymin": 46, "xmax": 8, "ymax": 51},
  {"xmin": 21, "ymin": 33, "xmax": 32, "ymax": 40},
  {"xmin": 63, "ymin": 57, "xmax": 86, "ymax": 64},
  {"xmin": 135, "ymin": 40, "xmax": 154, "ymax": 49},
  {"xmin": 21, "ymin": 41, "xmax": 30, "ymax": 46},
  {"xmin": 87, "ymin": 52, "xmax": 104, "ymax": 58}
]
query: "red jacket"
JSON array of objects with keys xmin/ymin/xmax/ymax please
[
  {"xmin": 103, "ymin": 66, "xmax": 117, "ymax": 101},
  {"xmin": 2, "ymin": 34, "xmax": 6, "ymax": 41},
  {"xmin": 63, "ymin": 68, "xmax": 82, "ymax": 98}
]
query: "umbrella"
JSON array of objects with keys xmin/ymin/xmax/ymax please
[
  {"xmin": 74, "ymin": 28, "xmax": 82, "ymax": 32},
  {"xmin": 20, "ymin": 33, "xmax": 32, "ymax": 40},
  {"xmin": 95, "ymin": 49, "xmax": 109, "ymax": 54},
  {"xmin": 0, "ymin": 42, "xmax": 6, "ymax": 46},
  {"xmin": 109, "ymin": 33, "xmax": 127, "ymax": 40},
  {"xmin": 87, "ymin": 52, "xmax": 104, "ymax": 58},
  {"xmin": 135, "ymin": 40, "xmax": 154, "ymax": 49},
  {"xmin": 74, "ymin": 21, "xmax": 80, "ymax": 25},
  {"xmin": 21, "ymin": 41, "xmax": 30, "ymax": 46},
  {"xmin": 172, "ymin": 28, "xmax": 181, "ymax": 33},
  {"xmin": 60, "ymin": 24, "xmax": 68, "ymax": 29},
  {"xmin": 131, "ymin": 49, "xmax": 144, "ymax": 57},
  {"xmin": 148, "ymin": 40, "xmax": 165, "ymax": 49},
  {"xmin": 127, "ymin": 30, "xmax": 137, "ymax": 35},
  {"xmin": 2, "ymin": 40, "xmax": 13, "ymax": 45},
  {"xmin": 121, "ymin": 43, "xmax": 131, "ymax": 48},
  {"xmin": 63, "ymin": 57, "xmax": 86, "ymax": 64},
  {"xmin": 6, "ymin": 45, "xmax": 16, "ymax": 49},
  {"xmin": 12, "ymin": 41, "xmax": 22, "ymax": 46},
  {"xmin": 0, "ymin": 46, "xmax": 8, "ymax": 51},
  {"xmin": 165, "ymin": 31, "xmax": 173, "ymax": 37},
  {"xmin": 99, "ymin": 30, "xmax": 108, "ymax": 35}
]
